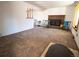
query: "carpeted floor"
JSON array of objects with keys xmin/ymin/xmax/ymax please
[{"xmin": 0, "ymin": 27, "xmax": 78, "ymax": 57}]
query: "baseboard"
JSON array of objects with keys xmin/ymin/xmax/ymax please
[{"xmin": 0, "ymin": 28, "xmax": 34, "ymax": 37}]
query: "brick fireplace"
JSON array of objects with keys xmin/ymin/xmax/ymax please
[{"xmin": 48, "ymin": 15, "xmax": 65, "ymax": 28}]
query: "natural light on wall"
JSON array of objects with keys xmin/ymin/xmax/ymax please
[{"xmin": 73, "ymin": 3, "xmax": 79, "ymax": 27}]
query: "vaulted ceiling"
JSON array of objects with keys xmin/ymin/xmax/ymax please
[{"xmin": 27, "ymin": 1, "xmax": 75, "ymax": 10}]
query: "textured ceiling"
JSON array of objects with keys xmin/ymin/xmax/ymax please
[{"xmin": 26, "ymin": 1, "xmax": 75, "ymax": 10}]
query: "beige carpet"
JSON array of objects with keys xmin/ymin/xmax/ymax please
[{"xmin": 0, "ymin": 27, "xmax": 78, "ymax": 57}]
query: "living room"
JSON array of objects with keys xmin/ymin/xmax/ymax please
[{"xmin": 0, "ymin": 1, "xmax": 79, "ymax": 57}]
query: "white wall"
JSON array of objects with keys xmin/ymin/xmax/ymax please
[
  {"xmin": 71, "ymin": 25, "xmax": 79, "ymax": 48},
  {"xmin": 34, "ymin": 7, "xmax": 66, "ymax": 26},
  {"xmin": 69, "ymin": 5, "xmax": 79, "ymax": 48},
  {"xmin": 65, "ymin": 5, "xmax": 75, "ymax": 30},
  {"xmin": 34, "ymin": 7, "xmax": 66, "ymax": 21},
  {"xmin": 76, "ymin": 25, "xmax": 79, "ymax": 48},
  {"xmin": 0, "ymin": 1, "xmax": 41, "ymax": 36},
  {"xmin": 42, "ymin": 7, "xmax": 66, "ymax": 20},
  {"xmin": 65, "ymin": 5, "xmax": 79, "ymax": 48},
  {"xmin": 65, "ymin": 5, "xmax": 75, "ymax": 21}
]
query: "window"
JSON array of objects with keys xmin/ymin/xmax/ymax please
[{"xmin": 73, "ymin": 4, "xmax": 79, "ymax": 31}]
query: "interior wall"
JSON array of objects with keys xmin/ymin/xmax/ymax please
[
  {"xmin": 0, "ymin": 1, "xmax": 41, "ymax": 36},
  {"xmin": 65, "ymin": 4, "xmax": 79, "ymax": 48},
  {"xmin": 34, "ymin": 7, "xmax": 66, "ymax": 21},
  {"xmin": 71, "ymin": 4, "xmax": 79, "ymax": 48},
  {"xmin": 63, "ymin": 5, "xmax": 74, "ymax": 30},
  {"xmin": 65, "ymin": 5, "xmax": 75, "ymax": 21},
  {"xmin": 34, "ymin": 7, "xmax": 66, "ymax": 26},
  {"xmin": 65, "ymin": 5, "xmax": 75, "ymax": 30},
  {"xmin": 76, "ymin": 23, "xmax": 79, "ymax": 48},
  {"xmin": 42, "ymin": 7, "xmax": 66, "ymax": 20}
]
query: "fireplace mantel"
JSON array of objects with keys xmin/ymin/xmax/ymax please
[{"xmin": 48, "ymin": 15, "xmax": 65, "ymax": 20}]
